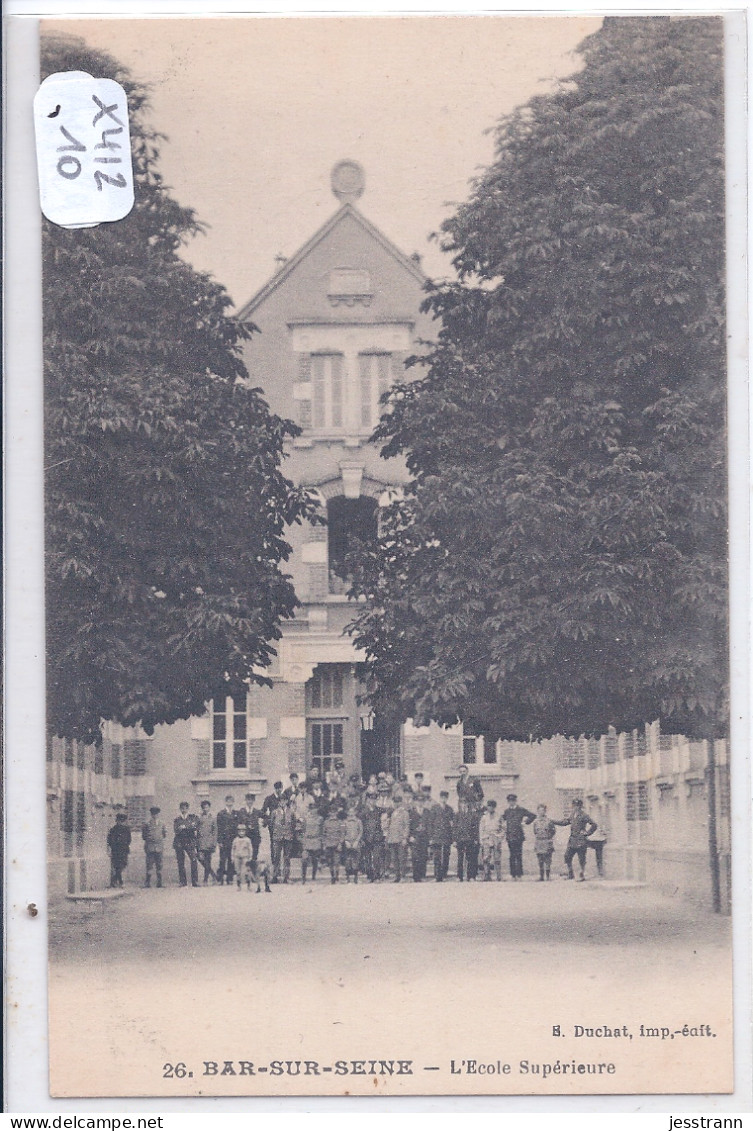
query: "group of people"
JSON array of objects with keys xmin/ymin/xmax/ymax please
[{"xmin": 106, "ymin": 763, "xmax": 607, "ymax": 890}]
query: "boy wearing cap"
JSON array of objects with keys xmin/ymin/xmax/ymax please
[
  {"xmin": 231, "ymin": 824, "xmax": 253, "ymax": 890},
  {"xmin": 479, "ymin": 800, "xmax": 504, "ymax": 881},
  {"xmin": 216, "ymin": 795, "xmax": 238, "ymax": 885},
  {"xmin": 236, "ymin": 792, "xmax": 263, "ymax": 874},
  {"xmin": 107, "ymin": 812, "xmax": 131, "ymax": 888},
  {"xmin": 173, "ymin": 802, "xmax": 200, "ymax": 887},
  {"xmin": 322, "ymin": 803, "xmax": 346, "ymax": 884},
  {"xmin": 343, "ymin": 798, "xmax": 363, "ymax": 882},
  {"xmin": 533, "ymin": 804, "xmax": 557, "ymax": 881},
  {"xmin": 301, "ymin": 801, "xmax": 323, "ymax": 883},
  {"xmin": 141, "ymin": 806, "xmax": 167, "ymax": 888},
  {"xmin": 502, "ymin": 794, "xmax": 536, "ymax": 880},
  {"xmin": 197, "ymin": 799, "xmax": 218, "ymax": 884}
]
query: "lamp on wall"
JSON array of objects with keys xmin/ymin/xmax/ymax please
[{"xmin": 359, "ymin": 709, "xmax": 374, "ymax": 732}]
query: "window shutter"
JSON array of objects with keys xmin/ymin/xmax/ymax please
[
  {"xmin": 312, "ymin": 355, "xmax": 325, "ymax": 430},
  {"xmin": 377, "ymin": 353, "xmax": 391, "ymax": 402},
  {"xmin": 295, "ymin": 353, "xmax": 312, "ymax": 430},
  {"xmin": 296, "ymin": 354, "xmax": 311, "ymax": 383},
  {"xmin": 390, "ymin": 351, "xmax": 408, "ymax": 386},
  {"xmin": 331, "ymin": 355, "xmax": 343, "ymax": 428},
  {"xmin": 359, "ymin": 354, "xmax": 372, "ymax": 427}
]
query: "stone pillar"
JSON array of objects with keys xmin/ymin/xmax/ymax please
[{"xmin": 280, "ymin": 665, "xmax": 315, "ymax": 776}]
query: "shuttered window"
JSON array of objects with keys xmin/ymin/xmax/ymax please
[
  {"xmin": 310, "ymin": 353, "xmax": 344, "ymax": 430},
  {"xmin": 294, "ymin": 353, "xmax": 313, "ymax": 429},
  {"xmin": 359, "ymin": 352, "xmax": 395, "ymax": 429}
]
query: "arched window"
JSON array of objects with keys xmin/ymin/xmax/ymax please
[{"xmin": 327, "ymin": 495, "xmax": 377, "ymax": 595}]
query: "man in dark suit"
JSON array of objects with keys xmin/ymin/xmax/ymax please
[
  {"xmin": 216, "ymin": 794, "xmax": 238, "ymax": 885},
  {"xmin": 409, "ymin": 793, "xmax": 431, "ymax": 882},
  {"xmin": 173, "ymin": 801, "xmax": 199, "ymax": 887},
  {"xmin": 502, "ymin": 793, "xmax": 536, "ymax": 880},
  {"xmin": 262, "ymin": 781, "xmax": 285, "ymax": 882},
  {"xmin": 429, "ymin": 790, "xmax": 455, "ymax": 882}
]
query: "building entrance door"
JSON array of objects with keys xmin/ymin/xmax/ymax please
[{"xmin": 359, "ymin": 715, "xmax": 401, "ymax": 780}]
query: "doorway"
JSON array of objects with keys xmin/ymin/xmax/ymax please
[{"xmin": 359, "ymin": 714, "xmax": 401, "ymax": 779}]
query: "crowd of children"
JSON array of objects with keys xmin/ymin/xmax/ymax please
[{"xmin": 107, "ymin": 763, "xmax": 607, "ymax": 890}]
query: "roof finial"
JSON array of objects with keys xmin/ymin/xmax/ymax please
[{"xmin": 331, "ymin": 159, "xmax": 365, "ymax": 205}]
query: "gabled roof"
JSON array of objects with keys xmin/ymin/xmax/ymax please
[{"xmin": 237, "ymin": 203, "xmax": 427, "ymax": 320}]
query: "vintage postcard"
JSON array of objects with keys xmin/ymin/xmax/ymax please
[{"xmin": 34, "ymin": 12, "xmax": 741, "ymax": 1100}]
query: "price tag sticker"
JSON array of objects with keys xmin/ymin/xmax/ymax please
[{"xmin": 33, "ymin": 71, "xmax": 135, "ymax": 229}]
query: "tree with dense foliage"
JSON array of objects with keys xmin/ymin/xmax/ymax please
[
  {"xmin": 43, "ymin": 36, "xmax": 315, "ymax": 743},
  {"xmin": 348, "ymin": 16, "xmax": 727, "ymax": 742}
]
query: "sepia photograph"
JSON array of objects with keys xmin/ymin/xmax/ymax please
[{"xmin": 34, "ymin": 12, "xmax": 737, "ymax": 1100}]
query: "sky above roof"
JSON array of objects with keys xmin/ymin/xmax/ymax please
[{"xmin": 43, "ymin": 15, "xmax": 602, "ymax": 309}]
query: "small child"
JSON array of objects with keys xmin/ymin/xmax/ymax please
[
  {"xmin": 322, "ymin": 804, "xmax": 345, "ymax": 884},
  {"xmin": 231, "ymin": 823, "xmax": 253, "ymax": 889},
  {"xmin": 533, "ymin": 804, "xmax": 557, "ymax": 881},
  {"xmin": 343, "ymin": 800, "xmax": 363, "ymax": 883}
]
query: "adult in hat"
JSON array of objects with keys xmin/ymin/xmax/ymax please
[
  {"xmin": 556, "ymin": 798, "xmax": 598, "ymax": 882},
  {"xmin": 197, "ymin": 799, "xmax": 218, "ymax": 884},
  {"xmin": 409, "ymin": 790, "xmax": 431, "ymax": 882},
  {"xmin": 216, "ymin": 793, "xmax": 238, "ymax": 885},
  {"xmin": 141, "ymin": 805, "xmax": 167, "ymax": 888},
  {"xmin": 501, "ymin": 793, "xmax": 536, "ymax": 880},
  {"xmin": 173, "ymin": 801, "xmax": 200, "ymax": 887},
  {"xmin": 429, "ymin": 790, "xmax": 455, "ymax": 882},
  {"xmin": 107, "ymin": 811, "xmax": 131, "ymax": 889}
]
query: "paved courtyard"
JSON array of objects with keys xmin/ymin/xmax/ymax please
[{"xmin": 48, "ymin": 876, "xmax": 733, "ymax": 1098}]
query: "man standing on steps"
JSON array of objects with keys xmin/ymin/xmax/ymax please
[
  {"xmin": 501, "ymin": 793, "xmax": 535, "ymax": 881},
  {"xmin": 456, "ymin": 763, "xmax": 484, "ymax": 808}
]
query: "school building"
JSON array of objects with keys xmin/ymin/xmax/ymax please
[{"xmin": 46, "ymin": 163, "xmax": 730, "ymax": 911}]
